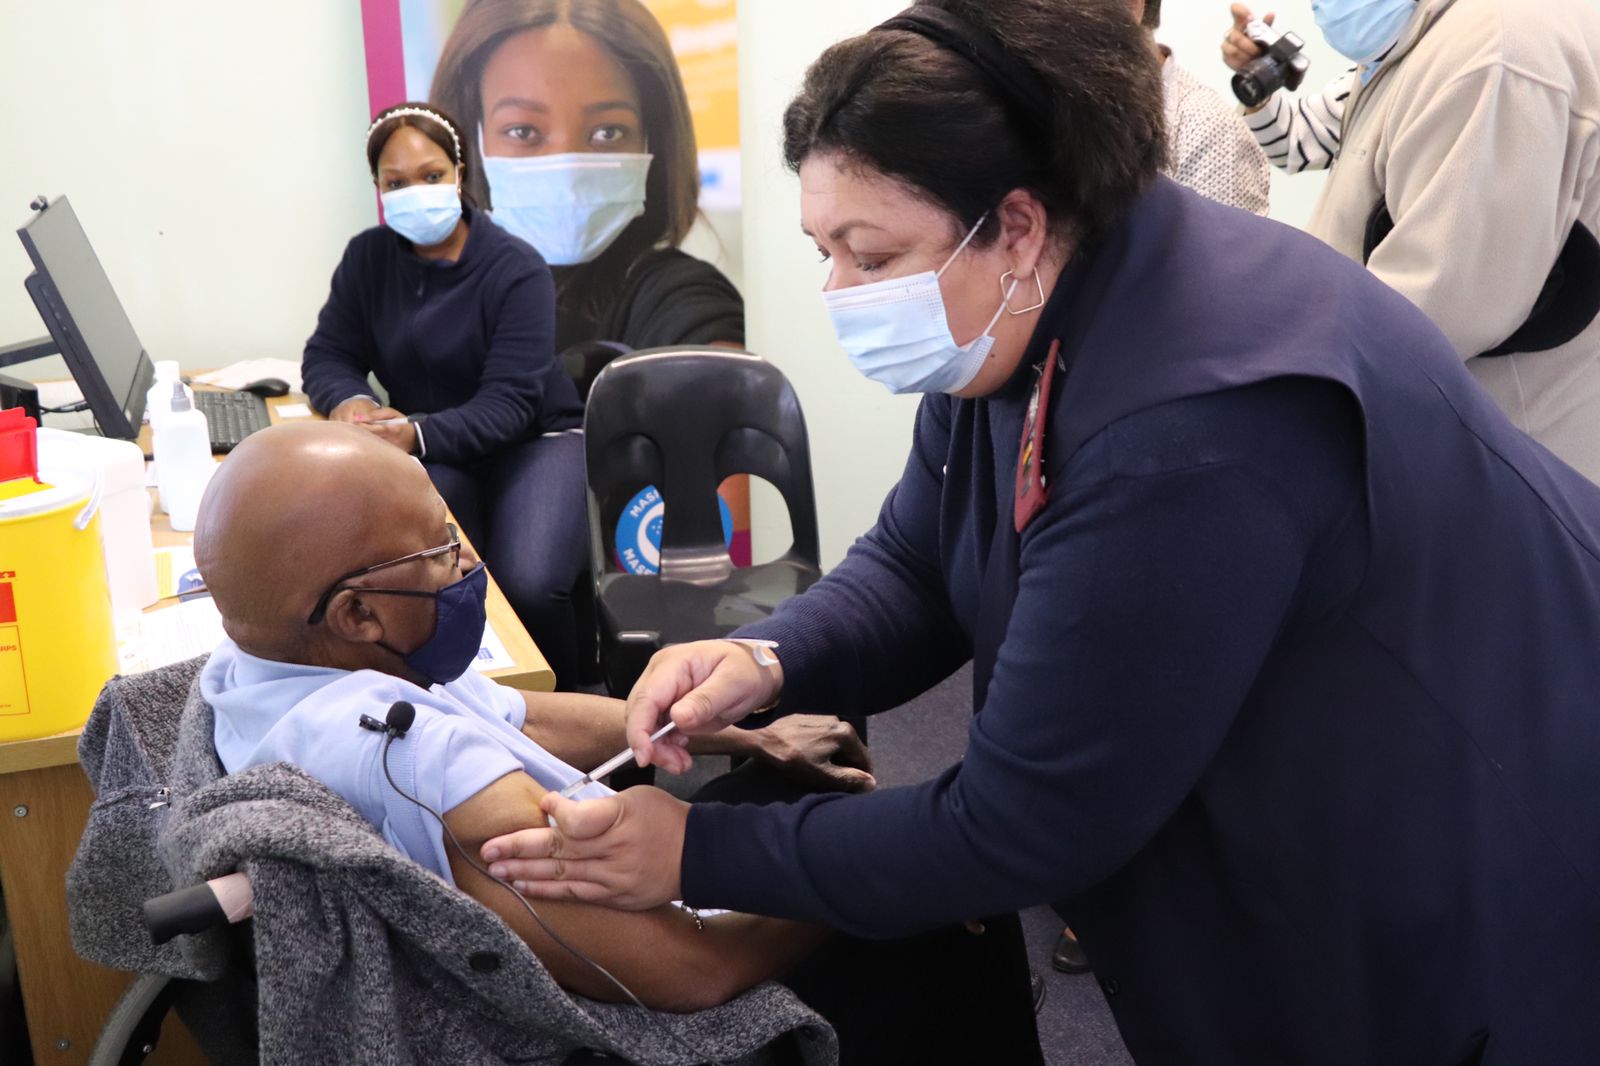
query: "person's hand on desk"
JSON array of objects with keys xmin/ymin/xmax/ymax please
[
  {"xmin": 349, "ymin": 405, "xmax": 418, "ymax": 454},
  {"xmin": 328, "ymin": 396, "xmax": 381, "ymax": 423},
  {"xmin": 482, "ymin": 786, "xmax": 688, "ymax": 909},
  {"xmin": 623, "ymin": 640, "xmax": 786, "ymax": 774}
]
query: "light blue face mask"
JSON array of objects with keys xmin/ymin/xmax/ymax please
[
  {"xmin": 479, "ymin": 135, "xmax": 652, "ymax": 266},
  {"xmin": 379, "ymin": 181, "xmax": 462, "ymax": 247},
  {"xmin": 1312, "ymin": 0, "xmax": 1417, "ymax": 65},
  {"xmin": 823, "ymin": 213, "xmax": 1024, "ymax": 396}
]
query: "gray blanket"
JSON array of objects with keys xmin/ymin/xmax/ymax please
[{"xmin": 68, "ymin": 658, "xmax": 837, "ymax": 1065}]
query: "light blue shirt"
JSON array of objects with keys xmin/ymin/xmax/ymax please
[{"xmin": 202, "ymin": 638, "xmax": 613, "ymax": 885}]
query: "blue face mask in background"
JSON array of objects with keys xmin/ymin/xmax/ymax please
[
  {"xmin": 1312, "ymin": 0, "xmax": 1417, "ymax": 64},
  {"xmin": 480, "ymin": 144, "xmax": 652, "ymax": 266},
  {"xmin": 380, "ymin": 563, "xmax": 488, "ymax": 685},
  {"xmin": 380, "ymin": 182, "xmax": 463, "ymax": 246}
]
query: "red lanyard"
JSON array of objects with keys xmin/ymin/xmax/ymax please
[{"xmin": 1014, "ymin": 340, "xmax": 1062, "ymax": 533}]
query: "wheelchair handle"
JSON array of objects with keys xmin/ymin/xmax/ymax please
[{"xmin": 144, "ymin": 872, "xmax": 254, "ymax": 945}]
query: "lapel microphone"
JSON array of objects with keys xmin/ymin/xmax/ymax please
[{"xmin": 358, "ymin": 700, "xmax": 416, "ymax": 739}]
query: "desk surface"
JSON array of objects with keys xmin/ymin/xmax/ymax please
[{"xmin": 1, "ymin": 386, "xmax": 555, "ymax": 775}]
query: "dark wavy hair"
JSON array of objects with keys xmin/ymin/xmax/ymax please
[
  {"xmin": 429, "ymin": 0, "xmax": 699, "ymax": 317},
  {"xmin": 783, "ymin": 0, "xmax": 1166, "ymax": 248}
]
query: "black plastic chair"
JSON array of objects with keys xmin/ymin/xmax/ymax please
[
  {"xmin": 583, "ymin": 348, "xmax": 823, "ymax": 699},
  {"xmin": 561, "ymin": 341, "xmax": 632, "ymax": 405}
]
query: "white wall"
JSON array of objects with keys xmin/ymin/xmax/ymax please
[
  {"xmin": 0, "ymin": 1, "xmax": 375, "ymax": 383},
  {"xmin": 738, "ymin": 0, "xmax": 917, "ymax": 571}
]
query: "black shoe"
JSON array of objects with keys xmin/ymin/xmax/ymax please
[
  {"xmin": 1031, "ymin": 970, "xmax": 1047, "ymax": 1014},
  {"xmin": 1052, "ymin": 929, "xmax": 1091, "ymax": 975}
]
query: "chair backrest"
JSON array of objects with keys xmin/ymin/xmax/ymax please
[
  {"xmin": 584, "ymin": 347, "xmax": 821, "ymax": 584},
  {"xmin": 559, "ymin": 341, "xmax": 632, "ymax": 405}
]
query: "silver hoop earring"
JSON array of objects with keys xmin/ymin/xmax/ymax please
[{"xmin": 1001, "ymin": 269, "xmax": 1046, "ymax": 315}]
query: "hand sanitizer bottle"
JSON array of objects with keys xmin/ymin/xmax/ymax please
[
  {"xmin": 143, "ymin": 361, "xmax": 189, "ymax": 427},
  {"xmin": 153, "ymin": 382, "xmax": 213, "ymax": 532}
]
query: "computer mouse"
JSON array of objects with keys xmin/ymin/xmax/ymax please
[{"xmin": 242, "ymin": 377, "xmax": 291, "ymax": 398}]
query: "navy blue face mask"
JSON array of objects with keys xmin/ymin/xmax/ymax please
[{"xmin": 374, "ymin": 563, "xmax": 489, "ymax": 684}]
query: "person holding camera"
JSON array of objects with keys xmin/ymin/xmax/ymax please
[{"xmin": 1223, "ymin": 0, "xmax": 1600, "ymax": 483}]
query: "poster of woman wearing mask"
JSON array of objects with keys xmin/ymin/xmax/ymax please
[{"xmin": 360, "ymin": 0, "xmax": 751, "ymax": 568}]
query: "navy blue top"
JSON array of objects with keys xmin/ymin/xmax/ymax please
[
  {"xmin": 301, "ymin": 207, "xmax": 582, "ymax": 464},
  {"xmin": 685, "ymin": 179, "xmax": 1600, "ymax": 1062}
]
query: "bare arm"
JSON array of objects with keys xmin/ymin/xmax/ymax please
[
  {"xmin": 443, "ymin": 770, "xmax": 825, "ymax": 1012},
  {"xmin": 520, "ymin": 693, "xmax": 875, "ymax": 793}
]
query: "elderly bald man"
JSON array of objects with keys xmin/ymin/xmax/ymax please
[
  {"xmin": 194, "ymin": 423, "xmax": 1050, "ymax": 1058},
  {"xmin": 192, "ymin": 422, "xmax": 863, "ymax": 1010}
]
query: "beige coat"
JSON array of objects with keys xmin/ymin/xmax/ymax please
[{"xmin": 1308, "ymin": 0, "xmax": 1600, "ymax": 481}]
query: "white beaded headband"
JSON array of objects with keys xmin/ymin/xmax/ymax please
[{"xmin": 366, "ymin": 106, "xmax": 462, "ymax": 164}]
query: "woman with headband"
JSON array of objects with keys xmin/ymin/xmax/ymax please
[
  {"xmin": 483, "ymin": 1, "xmax": 1600, "ymax": 1060},
  {"xmin": 301, "ymin": 102, "xmax": 589, "ymax": 687},
  {"xmin": 430, "ymin": 0, "xmax": 743, "ymax": 357}
]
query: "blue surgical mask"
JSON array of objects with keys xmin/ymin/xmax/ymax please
[
  {"xmin": 480, "ymin": 139, "xmax": 652, "ymax": 266},
  {"xmin": 1312, "ymin": 0, "xmax": 1417, "ymax": 65},
  {"xmin": 379, "ymin": 563, "xmax": 488, "ymax": 685},
  {"xmin": 823, "ymin": 213, "xmax": 1022, "ymax": 395},
  {"xmin": 380, "ymin": 182, "xmax": 463, "ymax": 247}
]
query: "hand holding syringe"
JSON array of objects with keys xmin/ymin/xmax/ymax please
[{"xmin": 558, "ymin": 721, "xmax": 679, "ymax": 799}]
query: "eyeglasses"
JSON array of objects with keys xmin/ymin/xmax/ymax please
[{"xmin": 306, "ymin": 523, "xmax": 462, "ymax": 625}]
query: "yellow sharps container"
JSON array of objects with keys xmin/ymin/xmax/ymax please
[{"xmin": 0, "ymin": 466, "xmax": 118, "ymax": 741}]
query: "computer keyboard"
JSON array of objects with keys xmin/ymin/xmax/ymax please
[{"xmin": 193, "ymin": 390, "xmax": 272, "ymax": 453}]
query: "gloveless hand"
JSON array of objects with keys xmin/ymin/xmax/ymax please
[
  {"xmin": 481, "ymin": 785, "xmax": 688, "ymax": 909},
  {"xmin": 1222, "ymin": 3, "xmax": 1274, "ymax": 72},
  {"xmin": 749, "ymin": 715, "xmax": 875, "ymax": 793},
  {"xmin": 623, "ymin": 640, "xmax": 784, "ymax": 775},
  {"xmin": 328, "ymin": 397, "xmax": 381, "ymax": 423},
  {"xmin": 352, "ymin": 406, "xmax": 416, "ymax": 453}
]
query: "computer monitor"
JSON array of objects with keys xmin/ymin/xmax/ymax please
[{"xmin": 15, "ymin": 196, "xmax": 153, "ymax": 439}]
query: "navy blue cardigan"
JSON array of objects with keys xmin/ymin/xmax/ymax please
[
  {"xmin": 687, "ymin": 179, "xmax": 1600, "ymax": 1063},
  {"xmin": 301, "ymin": 207, "xmax": 581, "ymax": 464}
]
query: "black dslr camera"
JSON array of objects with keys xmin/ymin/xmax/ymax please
[{"xmin": 1231, "ymin": 20, "xmax": 1311, "ymax": 107}]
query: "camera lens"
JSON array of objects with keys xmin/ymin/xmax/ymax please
[{"xmin": 1232, "ymin": 57, "xmax": 1278, "ymax": 107}]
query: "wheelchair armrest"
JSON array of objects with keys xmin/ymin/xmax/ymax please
[{"xmin": 144, "ymin": 872, "xmax": 254, "ymax": 945}]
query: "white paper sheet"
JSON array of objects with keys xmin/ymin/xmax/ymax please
[
  {"xmin": 119, "ymin": 596, "xmax": 227, "ymax": 674},
  {"xmin": 273, "ymin": 403, "xmax": 313, "ymax": 420},
  {"xmin": 470, "ymin": 623, "xmax": 516, "ymax": 673},
  {"xmin": 193, "ymin": 359, "xmax": 304, "ymax": 394}
]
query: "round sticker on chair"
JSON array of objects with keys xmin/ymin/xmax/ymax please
[{"xmin": 615, "ymin": 485, "xmax": 734, "ymax": 575}]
